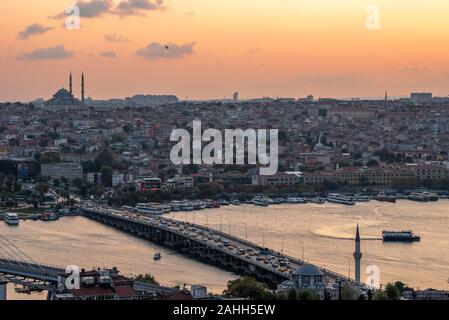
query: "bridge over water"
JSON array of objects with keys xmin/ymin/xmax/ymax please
[
  {"xmin": 81, "ymin": 206, "xmax": 355, "ymax": 287},
  {"xmin": 0, "ymin": 234, "xmax": 66, "ymax": 294}
]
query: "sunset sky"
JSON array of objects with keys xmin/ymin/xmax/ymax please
[{"xmin": 1, "ymin": 0, "xmax": 449, "ymax": 101}]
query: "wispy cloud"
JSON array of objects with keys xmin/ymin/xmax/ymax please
[
  {"xmin": 114, "ymin": 0, "xmax": 166, "ymax": 17},
  {"xmin": 105, "ymin": 33, "xmax": 129, "ymax": 42},
  {"xmin": 18, "ymin": 45, "xmax": 74, "ymax": 61},
  {"xmin": 136, "ymin": 42, "xmax": 196, "ymax": 60},
  {"xmin": 18, "ymin": 23, "xmax": 53, "ymax": 40},
  {"xmin": 100, "ymin": 51, "xmax": 117, "ymax": 58}
]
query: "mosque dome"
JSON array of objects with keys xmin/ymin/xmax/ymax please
[{"xmin": 293, "ymin": 264, "xmax": 323, "ymax": 276}]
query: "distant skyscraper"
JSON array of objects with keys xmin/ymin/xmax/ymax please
[
  {"xmin": 353, "ymin": 223, "xmax": 362, "ymax": 284},
  {"xmin": 81, "ymin": 72, "xmax": 85, "ymax": 105},
  {"xmin": 233, "ymin": 92, "xmax": 239, "ymax": 102}
]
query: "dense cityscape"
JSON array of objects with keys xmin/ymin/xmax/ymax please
[{"xmin": 1, "ymin": 72, "xmax": 449, "ymax": 301}]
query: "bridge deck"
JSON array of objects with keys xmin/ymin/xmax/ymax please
[{"xmin": 82, "ymin": 206, "xmax": 355, "ymax": 285}]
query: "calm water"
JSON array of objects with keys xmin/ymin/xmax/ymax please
[
  {"xmin": 2, "ymin": 200, "xmax": 449, "ymax": 300},
  {"xmin": 0, "ymin": 216, "xmax": 237, "ymax": 300},
  {"xmin": 167, "ymin": 200, "xmax": 449, "ymax": 291}
]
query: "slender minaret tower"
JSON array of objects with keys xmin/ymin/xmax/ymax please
[
  {"xmin": 69, "ymin": 72, "xmax": 73, "ymax": 95},
  {"xmin": 81, "ymin": 72, "xmax": 85, "ymax": 105},
  {"xmin": 384, "ymin": 91, "xmax": 388, "ymax": 101},
  {"xmin": 353, "ymin": 223, "xmax": 362, "ymax": 285}
]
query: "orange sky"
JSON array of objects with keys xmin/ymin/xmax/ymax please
[{"xmin": 1, "ymin": 0, "xmax": 449, "ymax": 101}]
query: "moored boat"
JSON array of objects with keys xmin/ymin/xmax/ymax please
[
  {"xmin": 327, "ymin": 194, "xmax": 356, "ymax": 205},
  {"xmin": 374, "ymin": 194, "xmax": 397, "ymax": 203},
  {"xmin": 382, "ymin": 230, "xmax": 420, "ymax": 242},
  {"xmin": 4, "ymin": 212, "xmax": 20, "ymax": 226}
]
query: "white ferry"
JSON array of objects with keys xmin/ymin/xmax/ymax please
[
  {"xmin": 135, "ymin": 203, "xmax": 165, "ymax": 215},
  {"xmin": 286, "ymin": 197, "xmax": 306, "ymax": 204},
  {"xmin": 251, "ymin": 197, "xmax": 269, "ymax": 207},
  {"xmin": 309, "ymin": 197, "xmax": 326, "ymax": 204},
  {"xmin": 352, "ymin": 194, "xmax": 370, "ymax": 202},
  {"xmin": 4, "ymin": 212, "xmax": 20, "ymax": 226},
  {"xmin": 327, "ymin": 194, "xmax": 356, "ymax": 205},
  {"xmin": 181, "ymin": 201, "xmax": 195, "ymax": 211}
]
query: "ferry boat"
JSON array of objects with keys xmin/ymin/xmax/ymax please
[
  {"xmin": 374, "ymin": 194, "xmax": 396, "ymax": 203},
  {"xmin": 153, "ymin": 252, "xmax": 162, "ymax": 260},
  {"xmin": 170, "ymin": 201, "xmax": 182, "ymax": 212},
  {"xmin": 421, "ymin": 192, "xmax": 439, "ymax": 201},
  {"xmin": 204, "ymin": 200, "xmax": 214, "ymax": 208},
  {"xmin": 272, "ymin": 198, "xmax": 285, "ymax": 204},
  {"xmin": 219, "ymin": 199, "xmax": 230, "ymax": 206},
  {"xmin": 408, "ymin": 192, "xmax": 429, "ymax": 202},
  {"xmin": 285, "ymin": 197, "xmax": 305, "ymax": 204},
  {"xmin": 327, "ymin": 194, "xmax": 356, "ymax": 205},
  {"xmin": 309, "ymin": 197, "xmax": 326, "ymax": 204},
  {"xmin": 352, "ymin": 194, "xmax": 370, "ymax": 202},
  {"xmin": 230, "ymin": 199, "xmax": 241, "ymax": 205},
  {"xmin": 180, "ymin": 202, "xmax": 195, "ymax": 211},
  {"xmin": 382, "ymin": 230, "xmax": 421, "ymax": 242},
  {"xmin": 135, "ymin": 203, "xmax": 164, "ymax": 215},
  {"xmin": 251, "ymin": 197, "xmax": 269, "ymax": 207},
  {"xmin": 4, "ymin": 212, "xmax": 20, "ymax": 226}
]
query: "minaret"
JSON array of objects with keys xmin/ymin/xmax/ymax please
[
  {"xmin": 69, "ymin": 72, "xmax": 73, "ymax": 95},
  {"xmin": 81, "ymin": 72, "xmax": 85, "ymax": 105},
  {"xmin": 353, "ymin": 223, "xmax": 362, "ymax": 285},
  {"xmin": 384, "ymin": 91, "xmax": 388, "ymax": 101}
]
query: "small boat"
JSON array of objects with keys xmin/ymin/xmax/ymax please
[
  {"xmin": 251, "ymin": 197, "xmax": 269, "ymax": 207},
  {"xmin": 374, "ymin": 194, "xmax": 396, "ymax": 203},
  {"xmin": 408, "ymin": 192, "xmax": 429, "ymax": 202},
  {"xmin": 309, "ymin": 197, "xmax": 326, "ymax": 204},
  {"xmin": 4, "ymin": 212, "xmax": 20, "ymax": 226},
  {"xmin": 230, "ymin": 199, "xmax": 241, "ymax": 205},
  {"xmin": 154, "ymin": 252, "xmax": 162, "ymax": 260},
  {"xmin": 286, "ymin": 197, "xmax": 306, "ymax": 204},
  {"xmin": 352, "ymin": 194, "xmax": 370, "ymax": 202}
]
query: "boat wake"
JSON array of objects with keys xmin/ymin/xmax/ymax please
[{"xmin": 313, "ymin": 228, "xmax": 382, "ymax": 241}]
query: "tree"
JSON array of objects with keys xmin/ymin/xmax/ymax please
[
  {"xmin": 341, "ymin": 283, "xmax": 357, "ymax": 300},
  {"xmin": 373, "ymin": 290, "xmax": 389, "ymax": 300},
  {"xmin": 134, "ymin": 273, "xmax": 159, "ymax": 285},
  {"xmin": 385, "ymin": 282, "xmax": 401, "ymax": 300},
  {"xmin": 101, "ymin": 166, "xmax": 113, "ymax": 187},
  {"xmin": 287, "ymin": 289, "xmax": 297, "ymax": 300},
  {"xmin": 95, "ymin": 151, "xmax": 114, "ymax": 170},
  {"xmin": 223, "ymin": 277, "xmax": 268, "ymax": 300},
  {"xmin": 72, "ymin": 177, "xmax": 83, "ymax": 188},
  {"xmin": 297, "ymin": 290, "xmax": 320, "ymax": 300},
  {"xmin": 35, "ymin": 182, "xmax": 49, "ymax": 197}
]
